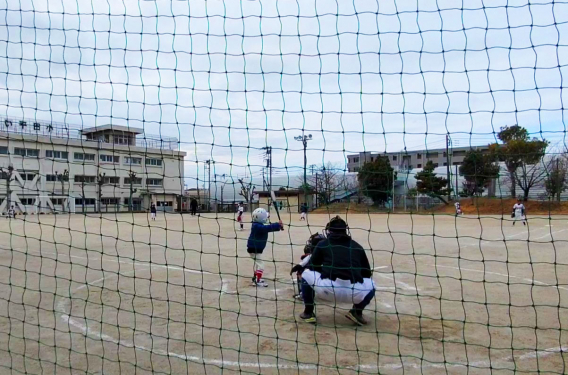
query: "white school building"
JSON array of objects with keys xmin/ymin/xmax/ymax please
[{"xmin": 0, "ymin": 117, "xmax": 186, "ymax": 214}]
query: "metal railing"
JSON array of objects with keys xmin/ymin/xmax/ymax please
[{"xmin": 0, "ymin": 116, "xmax": 178, "ymax": 151}]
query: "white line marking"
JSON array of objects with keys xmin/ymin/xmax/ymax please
[
  {"xmin": 0, "ymin": 248, "xmax": 211, "ymax": 275},
  {"xmin": 373, "ymin": 266, "xmax": 388, "ymax": 270},
  {"xmin": 431, "ymin": 264, "xmax": 568, "ymax": 293},
  {"xmin": 375, "ymin": 273, "xmax": 418, "ymax": 292},
  {"xmin": 55, "ymin": 261, "xmax": 567, "ymax": 371},
  {"xmin": 532, "ymin": 229, "xmax": 568, "ymax": 240}
]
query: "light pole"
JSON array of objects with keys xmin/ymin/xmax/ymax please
[
  {"xmin": 294, "ymin": 133, "xmax": 312, "ymax": 208},
  {"xmin": 215, "ymin": 173, "xmax": 227, "ymax": 211}
]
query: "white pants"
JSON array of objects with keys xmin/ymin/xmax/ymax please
[
  {"xmin": 301, "ymin": 270, "xmax": 375, "ymax": 305},
  {"xmin": 151, "ymin": 213, "xmax": 156, "ymax": 220},
  {"xmin": 300, "ymin": 212, "xmax": 306, "ymax": 220},
  {"xmin": 248, "ymin": 252, "xmax": 264, "ymax": 272}
]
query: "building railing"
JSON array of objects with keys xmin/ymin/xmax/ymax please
[{"xmin": 0, "ymin": 116, "xmax": 178, "ymax": 151}]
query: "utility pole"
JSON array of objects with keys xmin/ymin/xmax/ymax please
[
  {"xmin": 446, "ymin": 134, "xmax": 452, "ymax": 202},
  {"xmin": 455, "ymin": 164, "xmax": 459, "ymax": 199},
  {"xmin": 557, "ymin": 158, "xmax": 561, "ymax": 202},
  {"xmin": 314, "ymin": 172, "xmax": 318, "ymax": 208},
  {"xmin": 215, "ymin": 174, "xmax": 227, "ymax": 210},
  {"xmin": 294, "ymin": 132, "xmax": 313, "ymax": 207},
  {"xmin": 262, "ymin": 146, "xmax": 273, "ymax": 190},
  {"xmin": 205, "ymin": 160, "xmax": 211, "ymax": 212}
]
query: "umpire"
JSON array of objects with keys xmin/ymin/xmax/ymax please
[{"xmin": 292, "ymin": 216, "xmax": 375, "ymax": 325}]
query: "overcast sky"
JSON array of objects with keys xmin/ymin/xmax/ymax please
[{"xmin": 0, "ymin": 0, "xmax": 567, "ymax": 193}]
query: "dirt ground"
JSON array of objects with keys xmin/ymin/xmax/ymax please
[{"xmin": 0, "ymin": 211, "xmax": 566, "ymax": 374}]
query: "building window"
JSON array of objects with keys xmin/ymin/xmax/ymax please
[
  {"xmin": 0, "ymin": 146, "xmax": 7, "ymax": 155},
  {"xmin": 353, "ymin": 167, "xmax": 360, "ymax": 172},
  {"xmin": 124, "ymin": 177, "xmax": 142, "ymax": 185},
  {"xmin": 392, "ymin": 155, "xmax": 397, "ymax": 161},
  {"xmin": 156, "ymin": 201, "xmax": 172, "ymax": 207},
  {"xmin": 101, "ymin": 198, "xmax": 120, "ymax": 205},
  {"xmin": 113, "ymin": 135, "xmax": 130, "ymax": 145},
  {"xmin": 417, "ymin": 153, "xmax": 422, "ymax": 159},
  {"xmin": 433, "ymin": 163, "xmax": 439, "ymax": 168},
  {"xmin": 75, "ymin": 198, "xmax": 96, "ymax": 205},
  {"xmin": 74, "ymin": 175, "xmax": 96, "ymax": 184},
  {"xmin": 147, "ymin": 178, "xmax": 163, "ymax": 186},
  {"xmin": 103, "ymin": 176, "xmax": 120, "ymax": 184},
  {"xmin": 20, "ymin": 198, "xmax": 36, "ymax": 205},
  {"xmin": 100, "ymin": 154, "xmax": 119, "ymax": 163},
  {"xmin": 125, "ymin": 157, "xmax": 142, "ymax": 165},
  {"xmin": 51, "ymin": 198, "xmax": 64, "ymax": 205},
  {"xmin": 46, "ymin": 174, "xmax": 66, "ymax": 182},
  {"xmin": 353, "ymin": 157, "xmax": 359, "ymax": 163},
  {"xmin": 14, "ymin": 148, "xmax": 39, "ymax": 157},
  {"xmin": 145, "ymin": 158, "xmax": 163, "ymax": 167},
  {"xmin": 46, "ymin": 150, "xmax": 69, "ymax": 159},
  {"xmin": 417, "ymin": 163, "xmax": 422, "ymax": 168},
  {"xmin": 74, "ymin": 153, "xmax": 95, "ymax": 161},
  {"xmin": 370, "ymin": 157, "xmax": 374, "ymax": 162},
  {"xmin": 443, "ymin": 162, "xmax": 447, "ymax": 166},
  {"xmin": 18, "ymin": 171, "xmax": 37, "ymax": 181},
  {"xmin": 443, "ymin": 152, "xmax": 447, "ymax": 157}
]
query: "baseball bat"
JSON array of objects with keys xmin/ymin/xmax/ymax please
[{"xmin": 270, "ymin": 190, "xmax": 281, "ymax": 221}]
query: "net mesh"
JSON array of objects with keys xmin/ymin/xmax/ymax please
[{"xmin": 0, "ymin": 0, "xmax": 567, "ymax": 373}]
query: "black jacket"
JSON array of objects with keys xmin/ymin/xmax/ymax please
[{"xmin": 306, "ymin": 234, "xmax": 372, "ymax": 284}]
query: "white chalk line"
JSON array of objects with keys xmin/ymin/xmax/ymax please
[
  {"xmin": 374, "ymin": 273, "xmax": 418, "ymax": 292},
  {"xmin": 53, "ymin": 257, "xmax": 567, "ymax": 371},
  {"xmin": 431, "ymin": 264, "xmax": 568, "ymax": 293}
]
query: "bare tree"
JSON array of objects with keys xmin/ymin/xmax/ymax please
[
  {"xmin": 237, "ymin": 178, "xmax": 255, "ymax": 212},
  {"xmin": 297, "ymin": 162, "xmax": 349, "ymax": 206},
  {"xmin": 514, "ymin": 159, "xmax": 549, "ymax": 201}
]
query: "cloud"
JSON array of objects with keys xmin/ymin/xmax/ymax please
[{"xmin": 0, "ymin": 0, "xmax": 566, "ymax": 187}]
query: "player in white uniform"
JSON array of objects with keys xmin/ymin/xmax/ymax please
[
  {"xmin": 512, "ymin": 199, "xmax": 526, "ymax": 226},
  {"xmin": 454, "ymin": 201, "xmax": 462, "ymax": 215},
  {"xmin": 237, "ymin": 203, "xmax": 244, "ymax": 230}
]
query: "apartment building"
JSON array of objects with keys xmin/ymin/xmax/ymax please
[
  {"xmin": 0, "ymin": 117, "xmax": 186, "ymax": 214},
  {"xmin": 347, "ymin": 145, "xmax": 490, "ymax": 173}
]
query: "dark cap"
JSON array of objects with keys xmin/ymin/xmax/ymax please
[{"xmin": 325, "ymin": 216, "xmax": 348, "ymax": 233}]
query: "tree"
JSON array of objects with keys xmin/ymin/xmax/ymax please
[
  {"xmin": 545, "ymin": 157, "xmax": 567, "ymax": 201},
  {"xmin": 491, "ymin": 125, "xmax": 548, "ymax": 199},
  {"xmin": 1, "ymin": 164, "xmax": 14, "ymax": 213},
  {"xmin": 128, "ymin": 171, "xmax": 138, "ymax": 212},
  {"xmin": 459, "ymin": 149, "xmax": 499, "ymax": 197},
  {"xmin": 297, "ymin": 162, "xmax": 346, "ymax": 206},
  {"xmin": 511, "ymin": 138, "xmax": 549, "ymax": 201},
  {"xmin": 357, "ymin": 155, "xmax": 396, "ymax": 205},
  {"xmin": 237, "ymin": 178, "xmax": 255, "ymax": 212},
  {"xmin": 415, "ymin": 161, "xmax": 451, "ymax": 204}
]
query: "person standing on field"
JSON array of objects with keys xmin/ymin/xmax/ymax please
[
  {"xmin": 150, "ymin": 203, "xmax": 157, "ymax": 221},
  {"xmin": 300, "ymin": 203, "xmax": 308, "ymax": 221},
  {"xmin": 237, "ymin": 202, "xmax": 244, "ymax": 231},
  {"xmin": 190, "ymin": 198, "xmax": 198, "ymax": 216},
  {"xmin": 512, "ymin": 198, "xmax": 526, "ymax": 226}
]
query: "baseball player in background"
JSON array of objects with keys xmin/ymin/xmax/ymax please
[{"xmin": 237, "ymin": 202, "xmax": 245, "ymax": 230}]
